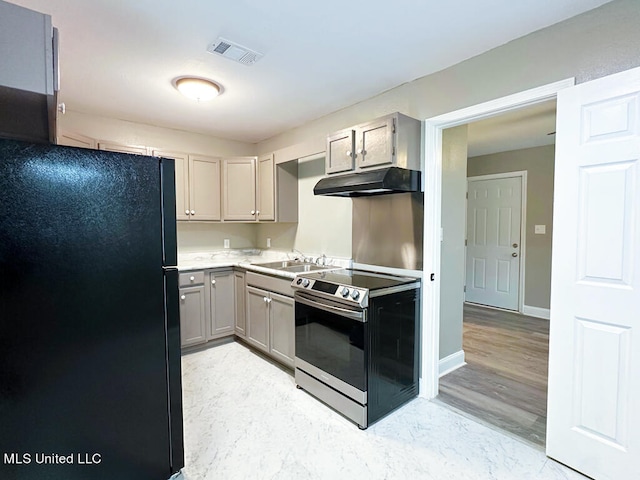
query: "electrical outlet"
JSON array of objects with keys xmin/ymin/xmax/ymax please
[
  {"xmin": 266, "ymin": 237, "xmax": 271, "ymax": 248},
  {"xmin": 534, "ymin": 225, "xmax": 546, "ymax": 234},
  {"xmin": 224, "ymin": 238, "xmax": 230, "ymax": 248}
]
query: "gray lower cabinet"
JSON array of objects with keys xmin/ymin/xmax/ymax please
[
  {"xmin": 206, "ymin": 269, "xmax": 235, "ymax": 340},
  {"xmin": 234, "ymin": 270, "xmax": 247, "ymax": 338},
  {"xmin": 246, "ymin": 286, "xmax": 270, "ymax": 352},
  {"xmin": 245, "ymin": 272, "xmax": 295, "ymax": 368},
  {"xmin": 268, "ymin": 292, "xmax": 295, "ymax": 367},
  {"xmin": 179, "ymin": 273, "xmax": 207, "ymax": 347}
]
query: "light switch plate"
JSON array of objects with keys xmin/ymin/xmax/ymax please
[
  {"xmin": 224, "ymin": 239, "xmax": 230, "ymax": 248},
  {"xmin": 534, "ymin": 225, "xmax": 546, "ymax": 234}
]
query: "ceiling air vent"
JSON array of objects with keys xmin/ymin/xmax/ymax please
[{"xmin": 207, "ymin": 37, "xmax": 263, "ymax": 66}]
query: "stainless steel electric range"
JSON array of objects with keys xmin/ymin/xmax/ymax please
[{"xmin": 291, "ymin": 269, "xmax": 420, "ymax": 429}]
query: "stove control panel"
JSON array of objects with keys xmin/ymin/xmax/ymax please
[{"xmin": 292, "ymin": 277, "xmax": 367, "ymax": 307}]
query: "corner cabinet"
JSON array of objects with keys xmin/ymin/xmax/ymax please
[
  {"xmin": 325, "ymin": 112, "xmax": 421, "ymax": 175},
  {"xmin": 245, "ymin": 272, "xmax": 295, "ymax": 368},
  {"xmin": 154, "ymin": 150, "xmax": 221, "ymax": 222}
]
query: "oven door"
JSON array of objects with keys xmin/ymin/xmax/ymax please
[{"xmin": 294, "ymin": 292, "xmax": 367, "ymax": 393}]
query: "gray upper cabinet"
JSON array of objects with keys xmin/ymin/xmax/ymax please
[
  {"xmin": 0, "ymin": 1, "xmax": 56, "ymax": 96},
  {"xmin": 206, "ymin": 269, "xmax": 235, "ymax": 340},
  {"xmin": 155, "ymin": 150, "xmax": 221, "ymax": 222},
  {"xmin": 326, "ymin": 128, "xmax": 355, "ymax": 174},
  {"xmin": 325, "ymin": 112, "xmax": 421, "ymax": 175},
  {"xmin": 222, "ymin": 157, "xmax": 257, "ymax": 221},
  {"xmin": 256, "ymin": 153, "xmax": 275, "ymax": 221},
  {"xmin": 356, "ymin": 116, "xmax": 394, "ymax": 169}
]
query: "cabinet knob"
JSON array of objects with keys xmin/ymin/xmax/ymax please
[
  {"xmin": 211, "ymin": 279, "xmax": 216, "ymax": 285},
  {"xmin": 180, "ymin": 295, "xmax": 186, "ymax": 300},
  {"xmin": 346, "ymin": 150, "xmax": 352, "ymax": 156},
  {"xmin": 190, "ymin": 276, "xmax": 195, "ymax": 281},
  {"xmin": 512, "ymin": 252, "xmax": 518, "ymax": 257},
  {"xmin": 185, "ymin": 209, "xmax": 190, "ymax": 215},
  {"xmin": 191, "ymin": 210, "xmax": 195, "ymax": 215},
  {"xmin": 251, "ymin": 210, "xmax": 256, "ymax": 215},
  {"xmin": 256, "ymin": 210, "xmax": 260, "ymax": 215},
  {"xmin": 263, "ymin": 297, "xmax": 268, "ymax": 303}
]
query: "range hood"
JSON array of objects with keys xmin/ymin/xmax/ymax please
[{"xmin": 313, "ymin": 167, "xmax": 421, "ymax": 197}]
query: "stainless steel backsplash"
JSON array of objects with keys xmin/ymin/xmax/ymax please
[{"xmin": 352, "ymin": 192, "xmax": 424, "ymax": 270}]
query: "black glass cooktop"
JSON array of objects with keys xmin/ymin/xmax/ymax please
[{"xmin": 302, "ymin": 269, "xmax": 417, "ymax": 291}]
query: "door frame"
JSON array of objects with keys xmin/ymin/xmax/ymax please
[
  {"xmin": 420, "ymin": 78, "xmax": 575, "ymax": 399},
  {"xmin": 465, "ymin": 171, "xmax": 528, "ymax": 313}
]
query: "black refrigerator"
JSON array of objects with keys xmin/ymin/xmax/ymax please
[{"xmin": 0, "ymin": 139, "xmax": 185, "ymax": 480}]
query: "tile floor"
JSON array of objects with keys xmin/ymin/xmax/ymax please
[{"xmin": 175, "ymin": 341, "xmax": 587, "ymax": 480}]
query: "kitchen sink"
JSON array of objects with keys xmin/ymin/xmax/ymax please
[{"xmin": 252, "ymin": 260, "xmax": 331, "ymax": 273}]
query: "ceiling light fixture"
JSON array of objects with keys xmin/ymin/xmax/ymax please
[{"xmin": 173, "ymin": 77, "xmax": 221, "ymax": 102}]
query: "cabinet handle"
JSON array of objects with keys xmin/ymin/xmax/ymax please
[
  {"xmin": 263, "ymin": 297, "xmax": 268, "ymax": 303},
  {"xmin": 191, "ymin": 210, "xmax": 195, "ymax": 215},
  {"xmin": 251, "ymin": 210, "xmax": 256, "ymax": 215},
  {"xmin": 190, "ymin": 276, "xmax": 195, "ymax": 281},
  {"xmin": 346, "ymin": 150, "xmax": 351, "ymax": 156},
  {"xmin": 266, "ymin": 298, "xmax": 272, "ymax": 304},
  {"xmin": 211, "ymin": 279, "xmax": 216, "ymax": 285},
  {"xmin": 180, "ymin": 295, "xmax": 186, "ymax": 300},
  {"xmin": 256, "ymin": 210, "xmax": 260, "ymax": 215},
  {"xmin": 185, "ymin": 209, "xmax": 190, "ymax": 215}
]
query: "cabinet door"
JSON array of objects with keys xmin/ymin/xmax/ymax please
[
  {"xmin": 208, "ymin": 271, "xmax": 235, "ymax": 339},
  {"xmin": 257, "ymin": 153, "xmax": 275, "ymax": 221},
  {"xmin": 246, "ymin": 286, "xmax": 269, "ymax": 353},
  {"xmin": 98, "ymin": 142, "xmax": 149, "ymax": 155},
  {"xmin": 356, "ymin": 116, "xmax": 394, "ymax": 169},
  {"xmin": 179, "ymin": 286, "xmax": 206, "ymax": 347},
  {"xmin": 234, "ymin": 271, "xmax": 247, "ymax": 337},
  {"xmin": 269, "ymin": 292, "xmax": 295, "ymax": 368},
  {"xmin": 190, "ymin": 155, "xmax": 221, "ymax": 221},
  {"xmin": 223, "ymin": 157, "xmax": 257, "ymax": 221},
  {"xmin": 154, "ymin": 150, "xmax": 190, "ymax": 221},
  {"xmin": 326, "ymin": 128, "xmax": 355, "ymax": 174},
  {"xmin": 56, "ymin": 131, "xmax": 96, "ymax": 149}
]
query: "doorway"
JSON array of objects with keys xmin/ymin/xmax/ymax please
[{"xmin": 432, "ymin": 95, "xmax": 558, "ymax": 447}]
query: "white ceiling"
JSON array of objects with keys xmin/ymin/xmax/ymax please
[
  {"xmin": 11, "ymin": 0, "xmax": 609, "ymax": 144},
  {"xmin": 467, "ymin": 100, "xmax": 557, "ymax": 157}
]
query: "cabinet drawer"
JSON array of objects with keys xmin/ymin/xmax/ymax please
[
  {"xmin": 179, "ymin": 271, "xmax": 205, "ymax": 287},
  {"xmin": 246, "ymin": 272, "xmax": 293, "ymax": 297}
]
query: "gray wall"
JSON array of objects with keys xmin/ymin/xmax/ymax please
[
  {"xmin": 467, "ymin": 144, "xmax": 555, "ymax": 309},
  {"xmin": 439, "ymin": 126, "xmax": 468, "ymax": 360},
  {"xmin": 257, "ymin": 0, "xmax": 640, "ymax": 154}
]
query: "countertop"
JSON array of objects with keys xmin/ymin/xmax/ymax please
[{"xmin": 177, "ymin": 249, "xmax": 351, "ymax": 280}]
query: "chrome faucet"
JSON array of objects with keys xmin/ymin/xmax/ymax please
[{"xmin": 316, "ymin": 254, "xmax": 327, "ymax": 265}]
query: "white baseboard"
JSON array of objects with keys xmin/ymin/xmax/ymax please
[
  {"xmin": 439, "ymin": 350, "xmax": 466, "ymax": 377},
  {"xmin": 522, "ymin": 305, "xmax": 550, "ymax": 320}
]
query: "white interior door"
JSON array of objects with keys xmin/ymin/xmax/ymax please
[
  {"xmin": 465, "ymin": 175, "xmax": 522, "ymax": 310},
  {"xmin": 547, "ymin": 66, "xmax": 640, "ymax": 479}
]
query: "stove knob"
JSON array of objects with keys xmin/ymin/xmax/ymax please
[
  {"xmin": 351, "ymin": 290, "xmax": 360, "ymax": 301},
  {"xmin": 341, "ymin": 287, "xmax": 350, "ymax": 298},
  {"xmin": 296, "ymin": 278, "xmax": 303, "ymax": 285},
  {"xmin": 302, "ymin": 279, "xmax": 310, "ymax": 288}
]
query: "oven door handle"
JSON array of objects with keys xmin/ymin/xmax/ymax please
[{"xmin": 295, "ymin": 294, "xmax": 366, "ymax": 322}]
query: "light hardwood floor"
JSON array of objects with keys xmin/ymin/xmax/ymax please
[{"xmin": 438, "ymin": 303, "xmax": 549, "ymax": 447}]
